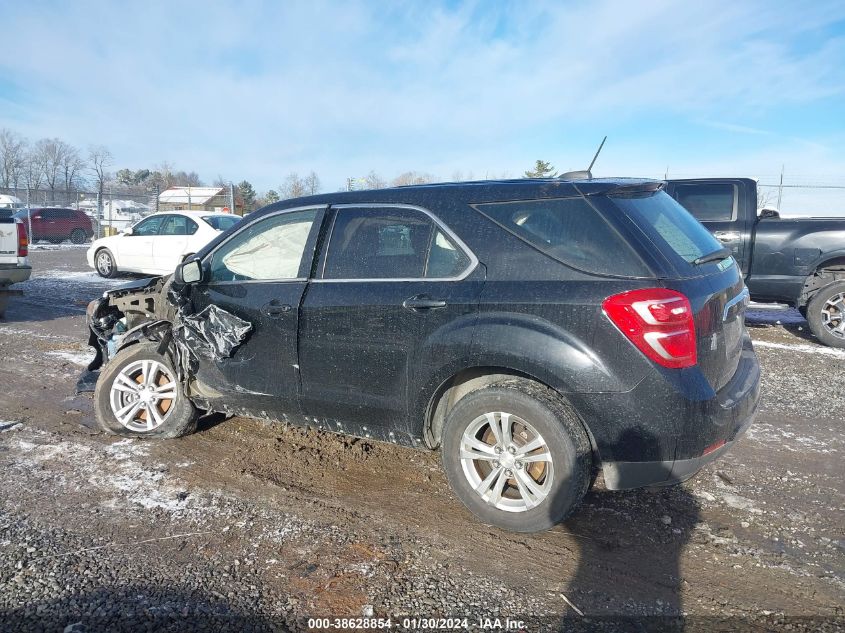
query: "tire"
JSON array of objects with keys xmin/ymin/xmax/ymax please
[
  {"xmin": 95, "ymin": 248, "xmax": 117, "ymax": 278},
  {"xmin": 807, "ymin": 281, "xmax": 845, "ymax": 348},
  {"xmin": 440, "ymin": 378, "xmax": 591, "ymax": 532},
  {"xmin": 94, "ymin": 342, "xmax": 198, "ymax": 439},
  {"xmin": 70, "ymin": 228, "xmax": 87, "ymax": 244}
]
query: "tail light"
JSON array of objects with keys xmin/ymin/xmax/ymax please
[
  {"xmin": 602, "ymin": 288, "xmax": 697, "ymax": 369},
  {"xmin": 17, "ymin": 222, "xmax": 28, "ymax": 257}
]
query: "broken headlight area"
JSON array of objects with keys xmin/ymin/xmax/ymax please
[{"xmin": 77, "ymin": 276, "xmax": 253, "ymax": 395}]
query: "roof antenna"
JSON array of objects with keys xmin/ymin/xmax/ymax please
[{"xmin": 560, "ymin": 136, "xmax": 606, "ymax": 180}]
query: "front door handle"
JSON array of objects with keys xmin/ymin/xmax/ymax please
[
  {"xmin": 262, "ymin": 301, "xmax": 292, "ymax": 317},
  {"xmin": 713, "ymin": 231, "xmax": 741, "ymax": 243},
  {"xmin": 403, "ymin": 295, "xmax": 447, "ymax": 311}
]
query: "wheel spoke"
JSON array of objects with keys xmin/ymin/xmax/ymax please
[
  {"xmin": 147, "ymin": 402, "xmax": 164, "ymax": 428},
  {"xmin": 116, "ymin": 400, "xmax": 142, "ymax": 425},
  {"xmin": 515, "ymin": 435, "xmax": 546, "ymax": 457},
  {"xmin": 520, "ymin": 450, "xmax": 552, "ymax": 463},
  {"xmin": 513, "ymin": 469, "xmax": 544, "ymax": 509},
  {"xmin": 486, "ymin": 412, "xmax": 503, "ymax": 446},
  {"xmin": 114, "ymin": 373, "xmax": 140, "ymax": 394},
  {"xmin": 461, "ymin": 447, "xmax": 498, "ymax": 461},
  {"xmin": 487, "ymin": 468, "xmax": 507, "ymax": 506},
  {"xmin": 474, "ymin": 465, "xmax": 503, "ymax": 496},
  {"xmin": 499, "ymin": 412, "xmax": 512, "ymax": 447},
  {"xmin": 463, "ymin": 436, "xmax": 496, "ymax": 456}
]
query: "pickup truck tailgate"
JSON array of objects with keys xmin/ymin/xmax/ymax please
[{"xmin": 0, "ymin": 218, "xmax": 19, "ymax": 265}]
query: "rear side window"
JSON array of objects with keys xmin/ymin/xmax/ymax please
[
  {"xmin": 611, "ymin": 191, "xmax": 723, "ymax": 264},
  {"xmin": 322, "ymin": 207, "xmax": 471, "ymax": 280},
  {"xmin": 203, "ymin": 215, "xmax": 240, "ymax": 231},
  {"xmin": 474, "ymin": 197, "xmax": 648, "ymax": 276},
  {"xmin": 672, "ymin": 183, "xmax": 735, "ymax": 221}
]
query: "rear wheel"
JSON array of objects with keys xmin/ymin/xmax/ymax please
[
  {"xmin": 94, "ymin": 342, "xmax": 198, "ymax": 438},
  {"xmin": 807, "ymin": 281, "xmax": 845, "ymax": 348},
  {"xmin": 70, "ymin": 228, "xmax": 87, "ymax": 244},
  {"xmin": 95, "ymin": 248, "xmax": 117, "ymax": 278},
  {"xmin": 440, "ymin": 379, "xmax": 591, "ymax": 532}
]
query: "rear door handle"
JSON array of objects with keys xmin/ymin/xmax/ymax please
[
  {"xmin": 713, "ymin": 231, "xmax": 741, "ymax": 243},
  {"xmin": 262, "ymin": 301, "xmax": 292, "ymax": 317},
  {"xmin": 402, "ymin": 295, "xmax": 447, "ymax": 311}
]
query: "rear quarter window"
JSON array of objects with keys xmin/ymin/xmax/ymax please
[
  {"xmin": 473, "ymin": 197, "xmax": 649, "ymax": 277},
  {"xmin": 610, "ymin": 191, "xmax": 724, "ymax": 265}
]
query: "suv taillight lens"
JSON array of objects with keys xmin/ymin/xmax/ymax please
[
  {"xmin": 17, "ymin": 222, "xmax": 28, "ymax": 257},
  {"xmin": 602, "ymin": 288, "xmax": 697, "ymax": 369}
]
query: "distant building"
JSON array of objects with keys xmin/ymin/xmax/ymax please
[{"xmin": 158, "ymin": 186, "xmax": 242, "ymax": 214}]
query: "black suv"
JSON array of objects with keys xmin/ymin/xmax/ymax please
[{"xmin": 84, "ymin": 178, "xmax": 761, "ymax": 532}]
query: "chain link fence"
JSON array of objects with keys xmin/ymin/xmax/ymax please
[{"xmin": 0, "ymin": 186, "xmax": 160, "ymax": 241}]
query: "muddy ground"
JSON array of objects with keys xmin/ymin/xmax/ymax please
[{"xmin": 0, "ymin": 247, "xmax": 842, "ymax": 632}]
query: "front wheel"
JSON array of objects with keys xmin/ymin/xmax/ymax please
[
  {"xmin": 440, "ymin": 379, "xmax": 591, "ymax": 532},
  {"xmin": 95, "ymin": 248, "xmax": 117, "ymax": 278},
  {"xmin": 807, "ymin": 281, "xmax": 845, "ymax": 348},
  {"xmin": 94, "ymin": 342, "xmax": 198, "ymax": 438}
]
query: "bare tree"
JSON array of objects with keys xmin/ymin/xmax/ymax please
[
  {"xmin": 364, "ymin": 170, "xmax": 386, "ymax": 190},
  {"xmin": 22, "ymin": 148, "xmax": 44, "ymax": 193},
  {"xmin": 61, "ymin": 145, "xmax": 86, "ymax": 192},
  {"xmin": 0, "ymin": 129, "xmax": 27, "ymax": 189},
  {"xmin": 280, "ymin": 173, "xmax": 307, "ymax": 199},
  {"xmin": 391, "ymin": 171, "xmax": 436, "ymax": 187},
  {"xmin": 88, "ymin": 145, "xmax": 113, "ymax": 208},
  {"xmin": 303, "ymin": 171, "xmax": 320, "ymax": 195},
  {"xmin": 32, "ymin": 138, "xmax": 72, "ymax": 200}
]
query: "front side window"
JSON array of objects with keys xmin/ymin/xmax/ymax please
[
  {"xmin": 474, "ymin": 197, "xmax": 648, "ymax": 276},
  {"xmin": 322, "ymin": 207, "xmax": 471, "ymax": 280},
  {"xmin": 208, "ymin": 209, "xmax": 317, "ymax": 282},
  {"xmin": 672, "ymin": 184, "xmax": 736, "ymax": 222},
  {"xmin": 132, "ymin": 215, "xmax": 166, "ymax": 236}
]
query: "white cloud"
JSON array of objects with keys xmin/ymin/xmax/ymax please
[{"xmin": 0, "ymin": 0, "xmax": 843, "ymax": 192}]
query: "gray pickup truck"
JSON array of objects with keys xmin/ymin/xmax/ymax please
[
  {"xmin": 667, "ymin": 178, "xmax": 845, "ymax": 347},
  {"xmin": 0, "ymin": 217, "xmax": 31, "ymax": 317}
]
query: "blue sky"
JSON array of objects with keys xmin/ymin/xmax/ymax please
[{"xmin": 1, "ymin": 0, "xmax": 844, "ymax": 212}]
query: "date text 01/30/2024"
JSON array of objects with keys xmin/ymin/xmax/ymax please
[{"xmin": 306, "ymin": 617, "xmax": 527, "ymax": 630}]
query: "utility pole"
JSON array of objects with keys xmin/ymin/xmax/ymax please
[
  {"xmin": 777, "ymin": 165, "xmax": 784, "ymax": 210},
  {"xmin": 228, "ymin": 182, "xmax": 235, "ymax": 215}
]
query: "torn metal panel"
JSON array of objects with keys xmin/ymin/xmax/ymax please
[{"xmin": 173, "ymin": 304, "xmax": 253, "ymax": 361}]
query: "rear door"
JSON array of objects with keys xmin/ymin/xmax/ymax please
[
  {"xmin": 0, "ymin": 218, "xmax": 18, "ymax": 264},
  {"xmin": 187, "ymin": 206, "xmax": 325, "ymax": 418},
  {"xmin": 665, "ymin": 180, "xmax": 752, "ymax": 274},
  {"xmin": 298, "ymin": 204, "xmax": 483, "ymax": 441}
]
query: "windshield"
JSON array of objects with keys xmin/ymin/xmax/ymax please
[
  {"xmin": 203, "ymin": 215, "xmax": 241, "ymax": 231},
  {"xmin": 610, "ymin": 191, "xmax": 723, "ymax": 265}
]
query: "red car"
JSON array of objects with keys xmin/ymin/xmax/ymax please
[{"xmin": 13, "ymin": 207, "xmax": 94, "ymax": 244}]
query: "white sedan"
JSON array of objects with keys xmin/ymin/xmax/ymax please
[{"xmin": 87, "ymin": 211, "xmax": 241, "ymax": 278}]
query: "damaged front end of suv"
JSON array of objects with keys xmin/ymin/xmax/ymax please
[{"xmin": 78, "ymin": 275, "xmax": 252, "ymax": 409}]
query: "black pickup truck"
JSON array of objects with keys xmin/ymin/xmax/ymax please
[{"xmin": 667, "ymin": 178, "xmax": 845, "ymax": 347}]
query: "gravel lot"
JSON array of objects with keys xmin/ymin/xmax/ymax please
[{"xmin": 0, "ymin": 247, "xmax": 843, "ymax": 632}]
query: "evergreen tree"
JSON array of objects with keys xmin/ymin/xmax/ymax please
[
  {"xmin": 524, "ymin": 159, "xmax": 557, "ymax": 178},
  {"xmin": 237, "ymin": 180, "xmax": 257, "ymax": 209}
]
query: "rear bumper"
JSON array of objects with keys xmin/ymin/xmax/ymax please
[
  {"xmin": 0, "ymin": 264, "xmax": 32, "ymax": 285},
  {"xmin": 602, "ymin": 414, "xmax": 754, "ymax": 490},
  {"xmin": 584, "ymin": 335, "xmax": 761, "ymax": 490}
]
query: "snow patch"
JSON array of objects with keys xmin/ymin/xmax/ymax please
[
  {"xmin": 46, "ymin": 349, "xmax": 95, "ymax": 366},
  {"xmin": 753, "ymin": 340, "xmax": 845, "ymax": 358}
]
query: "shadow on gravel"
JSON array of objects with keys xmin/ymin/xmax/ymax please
[
  {"xmin": 0, "ymin": 584, "xmax": 292, "ymax": 632},
  {"xmin": 557, "ymin": 429, "xmax": 701, "ymax": 632}
]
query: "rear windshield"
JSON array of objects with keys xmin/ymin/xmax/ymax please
[
  {"xmin": 203, "ymin": 215, "xmax": 240, "ymax": 231},
  {"xmin": 610, "ymin": 191, "xmax": 723, "ymax": 264},
  {"xmin": 474, "ymin": 197, "xmax": 649, "ymax": 276}
]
